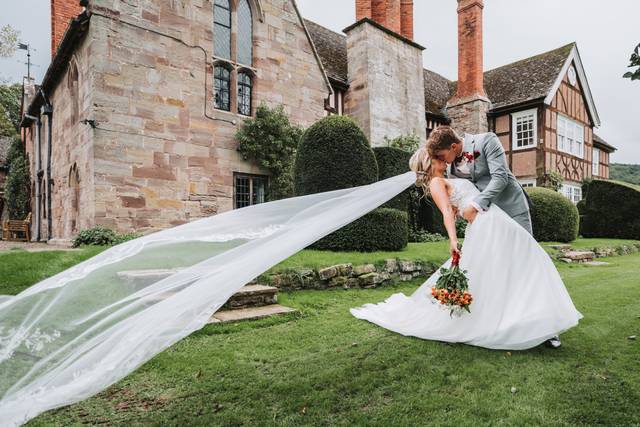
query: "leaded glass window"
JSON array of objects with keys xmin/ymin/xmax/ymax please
[
  {"xmin": 237, "ymin": 0, "xmax": 253, "ymax": 65},
  {"xmin": 234, "ymin": 174, "xmax": 268, "ymax": 209},
  {"xmin": 238, "ymin": 72, "xmax": 252, "ymax": 116},
  {"xmin": 214, "ymin": 0, "xmax": 231, "ymax": 60},
  {"xmin": 214, "ymin": 66, "xmax": 231, "ymax": 111}
]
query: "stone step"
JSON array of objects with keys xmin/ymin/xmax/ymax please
[
  {"xmin": 559, "ymin": 250, "xmax": 595, "ymax": 263},
  {"xmin": 209, "ymin": 304, "xmax": 297, "ymax": 323},
  {"xmin": 222, "ymin": 284, "xmax": 278, "ymax": 310}
]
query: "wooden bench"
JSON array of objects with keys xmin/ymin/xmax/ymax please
[{"xmin": 2, "ymin": 213, "xmax": 32, "ymax": 242}]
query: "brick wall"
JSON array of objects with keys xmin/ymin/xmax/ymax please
[{"xmin": 51, "ymin": 0, "xmax": 83, "ymax": 57}]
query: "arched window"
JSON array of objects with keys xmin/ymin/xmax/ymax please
[
  {"xmin": 214, "ymin": 65, "xmax": 231, "ymax": 111},
  {"xmin": 238, "ymin": 72, "xmax": 252, "ymax": 116},
  {"xmin": 237, "ymin": 0, "xmax": 253, "ymax": 66},
  {"xmin": 214, "ymin": 0, "xmax": 231, "ymax": 60},
  {"xmin": 67, "ymin": 61, "xmax": 79, "ymax": 123}
]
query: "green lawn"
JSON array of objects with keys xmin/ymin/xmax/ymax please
[{"xmin": 1, "ymin": 240, "xmax": 638, "ymax": 425}]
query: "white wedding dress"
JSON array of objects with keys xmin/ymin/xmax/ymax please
[{"xmin": 350, "ymin": 178, "xmax": 583, "ymax": 350}]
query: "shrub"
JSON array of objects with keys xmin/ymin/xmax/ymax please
[
  {"xmin": 541, "ymin": 171, "xmax": 563, "ymax": 192},
  {"xmin": 4, "ymin": 138, "xmax": 30, "ymax": 220},
  {"xmin": 310, "ymin": 208, "xmax": 408, "ymax": 252},
  {"xmin": 383, "ymin": 131, "xmax": 421, "ymax": 153},
  {"xmin": 581, "ymin": 179, "xmax": 640, "ymax": 239},
  {"xmin": 293, "ymin": 115, "xmax": 377, "ymax": 195},
  {"xmin": 408, "ymin": 228, "xmax": 446, "ymax": 243},
  {"xmin": 236, "ymin": 104, "xmax": 303, "ymax": 200},
  {"xmin": 373, "ymin": 146, "xmax": 411, "ymax": 211},
  {"xmin": 73, "ymin": 226, "xmax": 141, "ymax": 247},
  {"xmin": 525, "ymin": 187, "xmax": 579, "ymax": 242}
]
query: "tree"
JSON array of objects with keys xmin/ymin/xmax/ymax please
[
  {"xmin": 236, "ymin": 104, "xmax": 303, "ymax": 201},
  {"xmin": 0, "ymin": 25, "xmax": 19, "ymax": 58},
  {"xmin": 0, "ymin": 83, "xmax": 23, "ymax": 133},
  {"xmin": 4, "ymin": 137, "xmax": 31, "ymax": 220},
  {"xmin": 623, "ymin": 43, "xmax": 640, "ymax": 81}
]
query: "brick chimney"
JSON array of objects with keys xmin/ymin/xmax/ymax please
[
  {"xmin": 51, "ymin": 0, "xmax": 83, "ymax": 57},
  {"xmin": 355, "ymin": 0, "xmax": 412, "ymax": 39},
  {"xmin": 446, "ymin": 0, "xmax": 490, "ymax": 135},
  {"xmin": 400, "ymin": 0, "xmax": 414, "ymax": 40}
]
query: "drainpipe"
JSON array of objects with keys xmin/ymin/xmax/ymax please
[
  {"xmin": 24, "ymin": 113, "xmax": 42, "ymax": 241},
  {"xmin": 41, "ymin": 97, "xmax": 53, "ymax": 242}
]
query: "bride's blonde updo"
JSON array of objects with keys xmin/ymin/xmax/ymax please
[{"xmin": 409, "ymin": 144, "xmax": 432, "ymax": 195}]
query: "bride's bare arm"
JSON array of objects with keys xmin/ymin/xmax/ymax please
[{"xmin": 429, "ymin": 178, "xmax": 460, "ymax": 256}]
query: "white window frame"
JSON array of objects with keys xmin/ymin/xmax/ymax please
[
  {"xmin": 560, "ymin": 183, "xmax": 583, "ymax": 204},
  {"xmin": 592, "ymin": 147, "xmax": 600, "ymax": 176},
  {"xmin": 511, "ymin": 108, "xmax": 538, "ymax": 150},
  {"xmin": 557, "ymin": 114, "xmax": 584, "ymax": 158},
  {"xmin": 518, "ymin": 179, "xmax": 537, "ymax": 188}
]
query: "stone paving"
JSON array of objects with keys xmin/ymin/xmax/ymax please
[{"xmin": 0, "ymin": 241, "xmax": 79, "ymax": 253}]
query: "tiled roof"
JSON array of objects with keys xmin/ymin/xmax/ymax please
[
  {"xmin": 483, "ymin": 43, "xmax": 575, "ymax": 110},
  {"xmin": 593, "ymin": 133, "xmax": 616, "ymax": 152},
  {"xmin": 304, "ymin": 19, "xmax": 349, "ymax": 86},
  {"xmin": 422, "ymin": 68, "xmax": 451, "ymax": 116},
  {"xmin": 304, "ymin": 18, "xmax": 577, "ymax": 119},
  {"xmin": 443, "ymin": 43, "xmax": 576, "ymax": 113}
]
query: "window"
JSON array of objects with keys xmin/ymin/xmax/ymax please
[
  {"xmin": 237, "ymin": 0, "xmax": 253, "ymax": 66},
  {"xmin": 592, "ymin": 147, "xmax": 600, "ymax": 176},
  {"xmin": 560, "ymin": 183, "xmax": 582, "ymax": 204},
  {"xmin": 212, "ymin": 0, "xmax": 255, "ymax": 115},
  {"xmin": 238, "ymin": 72, "xmax": 252, "ymax": 116},
  {"xmin": 518, "ymin": 179, "xmax": 536, "ymax": 188},
  {"xmin": 214, "ymin": 65, "xmax": 231, "ymax": 111},
  {"xmin": 557, "ymin": 114, "xmax": 584, "ymax": 158},
  {"xmin": 234, "ymin": 173, "xmax": 268, "ymax": 209},
  {"xmin": 511, "ymin": 109, "xmax": 537, "ymax": 150},
  {"xmin": 214, "ymin": 0, "xmax": 231, "ymax": 60},
  {"xmin": 325, "ymin": 90, "xmax": 345, "ymax": 116}
]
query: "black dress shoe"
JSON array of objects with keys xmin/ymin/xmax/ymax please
[{"xmin": 544, "ymin": 335, "xmax": 562, "ymax": 349}]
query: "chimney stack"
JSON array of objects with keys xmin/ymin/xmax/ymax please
[
  {"xmin": 355, "ymin": 0, "xmax": 413, "ymax": 40},
  {"xmin": 446, "ymin": 0, "xmax": 490, "ymax": 135},
  {"xmin": 400, "ymin": 0, "xmax": 414, "ymax": 40},
  {"xmin": 453, "ymin": 0, "xmax": 486, "ymax": 99},
  {"xmin": 51, "ymin": 0, "xmax": 83, "ymax": 57}
]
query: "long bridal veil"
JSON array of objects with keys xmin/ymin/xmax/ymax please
[{"xmin": 0, "ymin": 171, "xmax": 415, "ymax": 426}]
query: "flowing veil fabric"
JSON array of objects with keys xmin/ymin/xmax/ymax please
[{"xmin": 0, "ymin": 171, "xmax": 415, "ymax": 426}]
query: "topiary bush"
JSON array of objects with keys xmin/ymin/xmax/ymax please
[
  {"xmin": 73, "ymin": 226, "xmax": 141, "ymax": 247},
  {"xmin": 373, "ymin": 146, "xmax": 411, "ymax": 211},
  {"xmin": 525, "ymin": 187, "xmax": 579, "ymax": 242},
  {"xmin": 311, "ymin": 208, "xmax": 408, "ymax": 252},
  {"xmin": 293, "ymin": 115, "xmax": 378, "ymax": 195},
  {"xmin": 581, "ymin": 179, "xmax": 640, "ymax": 239}
]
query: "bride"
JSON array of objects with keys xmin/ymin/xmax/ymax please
[{"xmin": 350, "ymin": 144, "xmax": 583, "ymax": 350}]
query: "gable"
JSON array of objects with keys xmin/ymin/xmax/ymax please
[{"xmin": 544, "ymin": 45, "xmax": 600, "ymax": 126}]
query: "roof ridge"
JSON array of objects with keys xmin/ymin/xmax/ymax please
[
  {"xmin": 423, "ymin": 67, "xmax": 452, "ymax": 83},
  {"xmin": 484, "ymin": 42, "xmax": 575, "ymax": 75}
]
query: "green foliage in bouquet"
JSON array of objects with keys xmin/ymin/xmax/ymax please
[{"xmin": 431, "ymin": 249, "xmax": 473, "ymax": 315}]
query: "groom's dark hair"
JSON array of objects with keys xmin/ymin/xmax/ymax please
[{"xmin": 427, "ymin": 126, "xmax": 463, "ymax": 156}]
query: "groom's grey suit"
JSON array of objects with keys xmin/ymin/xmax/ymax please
[{"xmin": 449, "ymin": 132, "xmax": 534, "ymax": 235}]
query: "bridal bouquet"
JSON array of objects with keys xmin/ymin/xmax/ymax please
[{"xmin": 430, "ymin": 248, "xmax": 473, "ymax": 316}]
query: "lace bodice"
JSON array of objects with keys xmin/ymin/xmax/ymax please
[{"xmin": 448, "ymin": 178, "xmax": 481, "ymax": 210}]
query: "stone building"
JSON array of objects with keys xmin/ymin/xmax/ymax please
[{"xmin": 20, "ymin": 0, "xmax": 614, "ymax": 243}]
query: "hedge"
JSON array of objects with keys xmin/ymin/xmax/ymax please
[
  {"xmin": 310, "ymin": 208, "xmax": 408, "ymax": 252},
  {"xmin": 525, "ymin": 187, "xmax": 579, "ymax": 243},
  {"xmin": 581, "ymin": 179, "xmax": 640, "ymax": 239},
  {"xmin": 293, "ymin": 115, "xmax": 377, "ymax": 196},
  {"xmin": 373, "ymin": 146, "xmax": 411, "ymax": 211}
]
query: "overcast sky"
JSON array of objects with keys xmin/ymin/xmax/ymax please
[{"xmin": 1, "ymin": 0, "xmax": 638, "ymax": 163}]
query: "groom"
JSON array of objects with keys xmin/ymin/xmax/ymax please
[{"xmin": 428, "ymin": 126, "xmax": 562, "ymax": 349}]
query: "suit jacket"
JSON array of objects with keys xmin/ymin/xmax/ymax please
[{"xmin": 450, "ymin": 132, "xmax": 532, "ymax": 218}]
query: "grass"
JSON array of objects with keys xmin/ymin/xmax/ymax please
[
  {"xmin": 2, "ymin": 239, "xmax": 638, "ymax": 425},
  {"xmin": 542, "ymin": 238, "xmax": 640, "ymax": 250}
]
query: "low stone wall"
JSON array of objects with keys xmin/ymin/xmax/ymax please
[
  {"xmin": 259, "ymin": 259, "xmax": 440, "ymax": 291},
  {"xmin": 549, "ymin": 242, "xmax": 640, "ymax": 263}
]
